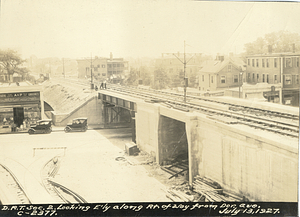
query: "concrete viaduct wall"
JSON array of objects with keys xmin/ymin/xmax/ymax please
[
  {"xmin": 136, "ymin": 101, "xmax": 298, "ymax": 202},
  {"xmin": 51, "ymin": 96, "xmax": 103, "ymax": 126}
]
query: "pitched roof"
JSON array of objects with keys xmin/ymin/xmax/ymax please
[{"xmin": 199, "ymin": 57, "xmax": 245, "ymax": 74}]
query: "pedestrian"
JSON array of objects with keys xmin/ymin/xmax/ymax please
[
  {"xmin": 11, "ymin": 121, "xmax": 16, "ymax": 132},
  {"xmin": 104, "ymin": 80, "xmax": 107, "ymax": 89},
  {"xmin": 100, "ymin": 82, "xmax": 103, "ymax": 89},
  {"xmin": 95, "ymin": 85, "xmax": 98, "ymax": 91}
]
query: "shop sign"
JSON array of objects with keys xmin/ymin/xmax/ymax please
[{"xmin": 0, "ymin": 92, "xmax": 40, "ymax": 103}]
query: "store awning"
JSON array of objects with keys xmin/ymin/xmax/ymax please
[{"xmin": 44, "ymin": 101, "xmax": 54, "ymax": 111}]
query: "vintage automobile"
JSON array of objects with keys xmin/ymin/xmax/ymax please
[
  {"xmin": 28, "ymin": 119, "xmax": 52, "ymax": 134},
  {"xmin": 64, "ymin": 118, "xmax": 88, "ymax": 133}
]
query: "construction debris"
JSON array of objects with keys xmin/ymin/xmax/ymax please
[
  {"xmin": 125, "ymin": 142, "xmax": 139, "ymax": 156},
  {"xmin": 192, "ymin": 175, "xmax": 244, "ymax": 202}
]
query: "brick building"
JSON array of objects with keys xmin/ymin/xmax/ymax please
[
  {"xmin": 246, "ymin": 52, "xmax": 300, "ymax": 106},
  {"xmin": 77, "ymin": 53, "xmax": 128, "ymax": 84}
]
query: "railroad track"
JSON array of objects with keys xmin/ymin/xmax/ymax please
[
  {"xmin": 0, "ymin": 164, "xmax": 31, "ymax": 204},
  {"xmin": 106, "ymin": 84, "xmax": 299, "ymax": 138},
  {"xmin": 41, "ymin": 156, "xmax": 87, "ymax": 203},
  {"xmin": 53, "ymin": 79, "xmax": 299, "ymax": 138}
]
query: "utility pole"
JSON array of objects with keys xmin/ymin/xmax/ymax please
[
  {"xmin": 172, "ymin": 41, "xmax": 194, "ymax": 103},
  {"xmin": 90, "ymin": 53, "xmax": 93, "ymax": 89}
]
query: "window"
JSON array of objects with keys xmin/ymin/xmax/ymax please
[
  {"xmin": 247, "ymin": 59, "xmax": 250, "ymax": 65},
  {"xmin": 228, "ymin": 65, "xmax": 232, "ymax": 72},
  {"xmin": 285, "ymin": 58, "xmax": 292, "ymax": 67},
  {"xmin": 211, "ymin": 75, "xmax": 213, "ymax": 83},
  {"xmin": 94, "ymin": 67, "xmax": 98, "ymax": 72},
  {"xmin": 262, "ymin": 74, "xmax": 265, "ymax": 82},
  {"xmin": 285, "ymin": 74, "xmax": 292, "ymax": 85},
  {"xmin": 274, "ymin": 75, "xmax": 278, "ymax": 83},
  {"xmin": 102, "ymin": 64, "xmax": 106, "ymax": 68},
  {"xmin": 97, "ymin": 65, "xmax": 100, "ymax": 68},
  {"xmin": 262, "ymin": 59, "xmax": 265, "ymax": 67},
  {"xmin": 102, "ymin": 73, "xmax": 106, "ymax": 76},
  {"xmin": 257, "ymin": 74, "xmax": 259, "ymax": 82},
  {"xmin": 233, "ymin": 75, "xmax": 238, "ymax": 83},
  {"xmin": 252, "ymin": 73, "xmax": 255, "ymax": 81},
  {"xmin": 221, "ymin": 76, "xmax": 226, "ymax": 83},
  {"xmin": 296, "ymin": 58, "xmax": 299, "ymax": 67},
  {"xmin": 202, "ymin": 75, "xmax": 204, "ymax": 82},
  {"xmin": 252, "ymin": 59, "xmax": 255, "ymax": 67},
  {"xmin": 266, "ymin": 74, "xmax": 269, "ymax": 83},
  {"xmin": 296, "ymin": 75, "xmax": 299, "ymax": 84},
  {"xmin": 274, "ymin": 58, "xmax": 278, "ymax": 68},
  {"xmin": 256, "ymin": 59, "xmax": 259, "ymax": 67},
  {"xmin": 266, "ymin": 59, "xmax": 269, "ymax": 67}
]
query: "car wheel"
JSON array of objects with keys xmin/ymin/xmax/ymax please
[
  {"xmin": 28, "ymin": 129, "xmax": 34, "ymax": 135},
  {"xmin": 64, "ymin": 127, "xmax": 71, "ymax": 133}
]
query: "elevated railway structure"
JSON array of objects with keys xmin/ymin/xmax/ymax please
[
  {"xmin": 99, "ymin": 83, "xmax": 299, "ymax": 138},
  {"xmin": 49, "ymin": 78, "xmax": 299, "ymax": 202}
]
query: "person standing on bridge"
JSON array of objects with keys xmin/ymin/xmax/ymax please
[{"xmin": 104, "ymin": 80, "xmax": 107, "ymax": 89}]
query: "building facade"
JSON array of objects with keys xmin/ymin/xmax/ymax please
[
  {"xmin": 77, "ymin": 53, "xmax": 128, "ymax": 84},
  {"xmin": 0, "ymin": 85, "xmax": 45, "ymax": 133},
  {"xmin": 155, "ymin": 53, "xmax": 204, "ymax": 87},
  {"xmin": 198, "ymin": 56, "xmax": 245, "ymax": 91},
  {"xmin": 246, "ymin": 52, "xmax": 300, "ymax": 106}
]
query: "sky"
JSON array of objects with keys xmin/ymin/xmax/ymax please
[{"xmin": 0, "ymin": 0, "xmax": 299, "ymax": 59}]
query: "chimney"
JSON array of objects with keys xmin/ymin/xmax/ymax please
[
  {"xmin": 110, "ymin": 52, "xmax": 113, "ymax": 61},
  {"xmin": 268, "ymin": 45, "xmax": 272, "ymax": 53}
]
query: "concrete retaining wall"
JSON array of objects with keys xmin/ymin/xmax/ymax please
[
  {"xmin": 135, "ymin": 101, "xmax": 298, "ymax": 202},
  {"xmin": 51, "ymin": 96, "xmax": 103, "ymax": 126}
]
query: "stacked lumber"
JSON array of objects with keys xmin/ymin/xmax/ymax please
[
  {"xmin": 166, "ymin": 188, "xmax": 194, "ymax": 202},
  {"xmin": 193, "ymin": 176, "xmax": 243, "ymax": 202}
]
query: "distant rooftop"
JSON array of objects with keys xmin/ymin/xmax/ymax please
[
  {"xmin": 0, "ymin": 81, "xmax": 33, "ymax": 87},
  {"xmin": 246, "ymin": 52, "xmax": 300, "ymax": 58}
]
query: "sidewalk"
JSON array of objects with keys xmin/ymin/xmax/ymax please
[{"xmin": 0, "ymin": 123, "xmax": 130, "ymax": 134}]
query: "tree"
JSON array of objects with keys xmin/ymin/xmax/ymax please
[
  {"xmin": 0, "ymin": 49, "xmax": 28, "ymax": 82},
  {"xmin": 124, "ymin": 68, "xmax": 139, "ymax": 86},
  {"xmin": 244, "ymin": 31, "xmax": 300, "ymax": 55},
  {"xmin": 153, "ymin": 67, "xmax": 170, "ymax": 90},
  {"xmin": 139, "ymin": 66, "xmax": 152, "ymax": 86}
]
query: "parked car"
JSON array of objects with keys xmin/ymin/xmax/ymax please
[
  {"xmin": 28, "ymin": 119, "xmax": 52, "ymax": 134},
  {"xmin": 64, "ymin": 118, "xmax": 88, "ymax": 133}
]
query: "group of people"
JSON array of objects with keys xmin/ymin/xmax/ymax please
[
  {"xmin": 2, "ymin": 117, "xmax": 30, "ymax": 132},
  {"xmin": 94, "ymin": 81, "xmax": 107, "ymax": 91}
]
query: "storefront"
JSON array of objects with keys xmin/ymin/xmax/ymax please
[{"xmin": 0, "ymin": 86, "xmax": 45, "ymax": 133}]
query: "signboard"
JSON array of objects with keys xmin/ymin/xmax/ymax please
[{"xmin": 0, "ymin": 92, "xmax": 40, "ymax": 103}]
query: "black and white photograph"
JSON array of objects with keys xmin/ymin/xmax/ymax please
[{"xmin": 0, "ymin": 0, "xmax": 299, "ymax": 216}]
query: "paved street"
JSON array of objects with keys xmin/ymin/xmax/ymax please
[{"xmin": 0, "ymin": 129, "xmax": 169, "ymax": 203}]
